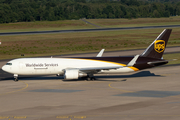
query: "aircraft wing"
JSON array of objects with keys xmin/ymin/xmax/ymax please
[
  {"xmin": 63, "ymin": 55, "xmax": 140, "ymax": 75},
  {"xmin": 64, "ymin": 55, "xmax": 140, "ymax": 73},
  {"xmin": 62, "ymin": 66, "xmax": 122, "ymax": 76},
  {"xmin": 79, "ymin": 66, "xmax": 122, "ymax": 72}
]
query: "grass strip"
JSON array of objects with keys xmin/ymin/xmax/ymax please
[
  {"xmin": 164, "ymin": 53, "xmax": 180, "ymax": 65},
  {"xmin": 0, "ymin": 16, "xmax": 180, "ymax": 32},
  {"xmin": 0, "ymin": 28, "xmax": 180, "ymax": 60}
]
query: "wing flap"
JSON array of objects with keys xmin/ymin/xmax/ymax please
[{"xmin": 79, "ymin": 66, "xmax": 123, "ymax": 71}]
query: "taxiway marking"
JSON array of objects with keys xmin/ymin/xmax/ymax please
[
  {"xmin": 56, "ymin": 115, "xmax": 86, "ymax": 120},
  {"xmin": 108, "ymin": 82, "xmax": 134, "ymax": 93},
  {"xmin": 0, "ymin": 81, "xmax": 28, "ymax": 96},
  {"xmin": 1, "ymin": 114, "xmax": 180, "ymax": 120}
]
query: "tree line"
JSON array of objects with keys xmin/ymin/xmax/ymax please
[{"xmin": 0, "ymin": 0, "xmax": 180, "ymax": 23}]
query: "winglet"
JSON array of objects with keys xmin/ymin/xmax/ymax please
[
  {"xmin": 96, "ymin": 49, "xmax": 105, "ymax": 57},
  {"xmin": 126, "ymin": 55, "xmax": 139, "ymax": 67}
]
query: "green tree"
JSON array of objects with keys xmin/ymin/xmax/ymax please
[{"xmin": 152, "ymin": 10, "xmax": 161, "ymax": 17}]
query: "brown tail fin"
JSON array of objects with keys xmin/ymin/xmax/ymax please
[{"xmin": 140, "ymin": 29, "xmax": 172, "ymax": 59}]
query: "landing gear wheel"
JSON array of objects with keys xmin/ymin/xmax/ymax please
[
  {"xmin": 87, "ymin": 77, "xmax": 91, "ymax": 81},
  {"xmin": 91, "ymin": 77, "xmax": 95, "ymax": 81},
  {"xmin": 14, "ymin": 78, "xmax": 18, "ymax": 82}
]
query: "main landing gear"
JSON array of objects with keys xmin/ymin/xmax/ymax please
[
  {"xmin": 14, "ymin": 74, "xmax": 18, "ymax": 82},
  {"xmin": 80, "ymin": 74, "xmax": 96, "ymax": 81},
  {"xmin": 86, "ymin": 74, "xmax": 96, "ymax": 81},
  {"xmin": 86, "ymin": 77, "xmax": 96, "ymax": 81}
]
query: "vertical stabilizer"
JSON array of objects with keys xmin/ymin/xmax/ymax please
[{"xmin": 141, "ymin": 29, "xmax": 172, "ymax": 59}]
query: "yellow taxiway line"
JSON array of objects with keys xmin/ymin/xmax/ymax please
[{"xmin": 0, "ymin": 81, "xmax": 28, "ymax": 96}]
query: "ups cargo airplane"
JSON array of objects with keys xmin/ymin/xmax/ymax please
[{"xmin": 2, "ymin": 29, "xmax": 172, "ymax": 81}]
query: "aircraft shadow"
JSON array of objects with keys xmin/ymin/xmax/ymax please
[
  {"xmin": 62, "ymin": 71, "xmax": 161, "ymax": 82},
  {"xmin": 95, "ymin": 71, "xmax": 161, "ymax": 79}
]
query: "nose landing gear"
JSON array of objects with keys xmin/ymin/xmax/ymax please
[{"xmin": 14, "ymin": 74, "xmax": 18, "ymax": 82}]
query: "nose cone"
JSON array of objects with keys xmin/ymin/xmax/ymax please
[
  {"xmin": 2, "ymin": 65, "xmax": 7, "ymax": 72},
  {"xmin": 2, "ymin": 65, "xmax": 10, "ymax": 73},
  {"xmin": 2, "ymin": 65, "xmax": 12, "ymax": 74}
]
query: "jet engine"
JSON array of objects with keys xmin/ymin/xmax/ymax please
[{"xmin": 64, "ymin": 69, "xmax": 87, "ymax": 80}]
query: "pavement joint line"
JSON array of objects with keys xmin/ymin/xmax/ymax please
[{"xmin": 0, "ymin": 81, "xmax": 28, "ymax": 96}]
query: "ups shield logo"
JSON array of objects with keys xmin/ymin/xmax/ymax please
[{"xmin": 154, "ymin": 40, "xmax": 165, "ymax": 53}]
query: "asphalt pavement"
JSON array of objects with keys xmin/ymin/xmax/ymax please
[{"xmin": 0, "ymin": 24, "xmax": 180, "ymax": 36}]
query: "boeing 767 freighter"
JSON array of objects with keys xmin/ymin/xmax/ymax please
[{"xmin": 2, "ymin": 29, "xmax": 172, "ymax": 81}]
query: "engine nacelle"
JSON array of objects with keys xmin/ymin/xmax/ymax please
[
  {"xmin": 64, "ymin": 69, "xmax": 79, "ymax": 80},
  {"xmin": 64, "ymin": 69, "xmax": 87, "ymax": 80}
]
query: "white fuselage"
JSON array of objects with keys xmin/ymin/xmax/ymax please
[{"xmin": 2, "ymin": 58, "xmax": 136, "ymax": 76}]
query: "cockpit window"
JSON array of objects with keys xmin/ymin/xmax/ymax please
[{"xmin": 6, "ymin": 63, "xmax": 12, "ymax": 65}]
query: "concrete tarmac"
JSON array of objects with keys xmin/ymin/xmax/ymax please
[
  {"xmin": 0, "ymin": 65, "xmax": 180, "ymax": 120},
  {"xmin": 0, "ymin": 49, "xmax": 180, "ymax": 120}
]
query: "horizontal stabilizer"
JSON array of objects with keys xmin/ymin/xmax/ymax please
[{"xmin": 148, "ymin": 61, "xmax": 168, "ymax": 66}]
